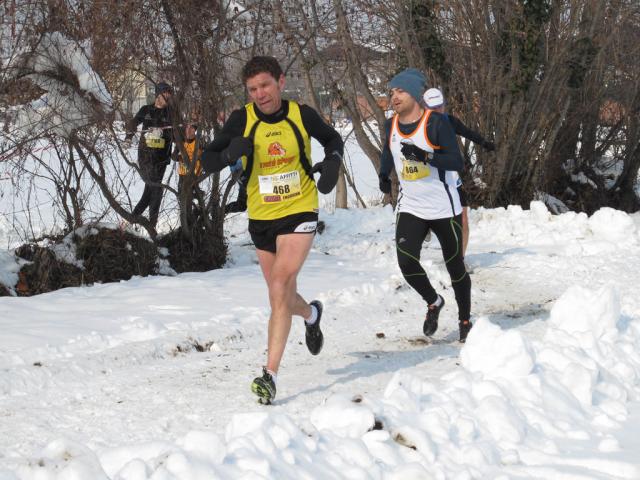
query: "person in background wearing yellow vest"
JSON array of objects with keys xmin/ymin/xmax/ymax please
[
  {"xmin": 171, "ymin": 123, "xmax": 202, "ymax": 190},
  {"xmin": 126, "ymin": 82, "xmax": 174, "ymax": 233},
  {"xmin": 378, "ymin": 69, "xmax": 472, "ymax": 343},
  {"xmin": 202, "ymin": 56, "xmax": 343, "ymax": 405},
  {"xmin": 172, "ymin": 122, "xmax": 204, "ymax": 221},
  {"xmin": 174, "ymin": 122, "xmax": 202, "ymax": 177}
]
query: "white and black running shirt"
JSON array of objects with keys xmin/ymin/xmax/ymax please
[{"xmin": 388, "ymin": 110, "xmax": 462, "ymax": 220}]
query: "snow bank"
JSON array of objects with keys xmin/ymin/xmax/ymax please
[
  {"xmin": 588, "ymin": 207, "xmax": 637, "ymax": 243},
  {"xmin": 472, "ymin": 201, "xmax": 638, "ymax": 256},
  {"xmin": 460, "ymin": 317, "xmax": 536, "ymax": 378},
  {"xmin": 9, "ymin": 284, "xmax": 640, "ymax": 479},
  {"xmin": 0, "ymin": 250, "xmax": 21, "ymax": 292},
  {"xmin": 376, "ymin": 284, "xmax": 640, "ymax": 478},
  {"xmin": 13, "ymin": 439, "xmax": 109, "ymax": 480},
  {"xmin": 3, "ymin": 202, "xmax": 640, "ymax": 479}
]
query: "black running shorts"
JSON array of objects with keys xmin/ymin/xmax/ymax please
[{"xmin": 249, "ymin": 211, "xmax": 318, "ymax": 252}]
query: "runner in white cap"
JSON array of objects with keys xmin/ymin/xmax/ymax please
[{"xmin": 424, "ymin": 88, "xmax": 495, "ymax": 262}]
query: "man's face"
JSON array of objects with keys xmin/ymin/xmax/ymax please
[
  {"xmin": 390, "ymin": 88, "xmax": 417, "ymax": 116},
  {"xmin": 246, "ymin": 72, "xmax": 285, "ymax": 115},
  {"xmin": 185, "ymin": 124, "xmax": 196, "ymax": 140}
]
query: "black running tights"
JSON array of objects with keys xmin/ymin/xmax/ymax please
[
  {"xmin": 133, "ymin": 152, "xmax": 168, "ymax": 227},
  {"xmin": 395, "ymin": 212, "xmax": 471, "ymax": 320}
]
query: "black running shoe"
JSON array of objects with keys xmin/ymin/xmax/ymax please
[
  {"xmin": 305, "ymin": 300, "xmax": 324, "ymax": 355},
  {"xmin": 251, "ymin": 367, "xmax": 276, "ymax": 405},
  {"xmin": 459, "ymin": 320, "xmax": 473, "ymax": 343},
  {"xmin": 423, "ymin": 295, "xmax": 444, "ymax": 336}
]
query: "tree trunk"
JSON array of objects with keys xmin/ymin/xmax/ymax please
[{"xmin": 335, "ymin": 166, "xmax": 348, "ymax": 209}]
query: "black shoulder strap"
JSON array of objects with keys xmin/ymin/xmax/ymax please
[
  {"xmin": 424, "ymin": 110, "xmax": 441, "ymax": 150},
  {"xmin": 283, "ymin": 117, "xmax": 313, "ymax": 179},
  {"xmin": 240, "ymin": 119, "xmax": 261, "ymax": 184}
]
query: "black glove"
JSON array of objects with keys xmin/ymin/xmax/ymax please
[
  {"xmin": 311, "ymin": 155, "xmax": 341, "ymax": 194},
  {"xmin": 482, "ymin": 140, "xmax": 495, "ymax": 152},
  {"xmin": 378, "ymin": 174, "xmax": 391, "ymax": 194},
  {"xmin": 222, "ymin": 137, "xmax": 253, "ymax": 166},
  {"xmin": 400, "ymin": 142, "xmax": 431, "ymax": 164}
]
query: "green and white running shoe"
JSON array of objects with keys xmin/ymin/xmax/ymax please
[{"xmin": 251, "ymin": 367, "xmax": 276, "ymax": 405}]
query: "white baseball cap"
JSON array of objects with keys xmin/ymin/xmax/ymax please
[{"xmin": 424, "ymin": 88, "xmax": 444, "ymax": 108}]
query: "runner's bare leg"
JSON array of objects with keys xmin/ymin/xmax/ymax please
[
  {"xmin": 255, "ymin": 233, "xmax": 314, "ymax": 373},
  {"xmin": 461, "ymin": 207, "xmax": 469, "ymax": 258}
]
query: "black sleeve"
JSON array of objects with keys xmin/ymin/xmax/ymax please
[
  {"xmin": 237, "ymin": 181, "xmax": 247, "ymax": 203},
  {"xmin": 448, "ymin": 114, "xmax": 487, "ymax": 145},
  {"xmin": 201, "ymin": 108, "xmax": 247, "ymax": 173},
  {"xmin": 300, "ymin": 104, "xmax": 344, "ymax": 163},
  {"xmin": 125, "ymin": 105, "xmax": 147, "ymax": 140},
  {"xmin": 379, "ymin": 118, "xmax": 394, "ymax": 178},
  {"xmin": 426, "ymin": 112, "xmax": 464, "ymax": 171}
]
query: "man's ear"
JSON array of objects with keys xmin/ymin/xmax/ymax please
[{"xmin": 278, "ymin": 74, "xmax": 286, "ymax": 92}]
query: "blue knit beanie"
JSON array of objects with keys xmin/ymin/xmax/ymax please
[
  {"xmin": 155, "ymin": 82, "xmax": 173, "ymax": 97},
  {"xmin": 389, "ymin": 68, "xmax": 426, "ymax": 104}
]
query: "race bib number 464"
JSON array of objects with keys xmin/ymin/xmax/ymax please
[
  {"xmin": 258, "ymin": 171, "xmax": 302, "ymax": 203},
  {"xmin": 401, "ymin": 159, "xmax": 430, "ymax": 181}
]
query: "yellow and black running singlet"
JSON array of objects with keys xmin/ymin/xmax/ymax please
[{"xmin": 242, "ymin": 102, "xmax": 318, "ymax": 220}]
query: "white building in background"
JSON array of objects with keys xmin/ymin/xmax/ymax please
[{"xmin": 118, "ymin": 70, "xmax": 153, "ymax": 119}]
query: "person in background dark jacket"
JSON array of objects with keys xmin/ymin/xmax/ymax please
[
  {"xmin": 126, "ymin": 82, "xmax": 174, "ymax": 232},
  {"xmin": 424, "ymin": 88, "xmax": 495, "ymax": 260}
]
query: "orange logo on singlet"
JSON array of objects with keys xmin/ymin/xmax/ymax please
[{"xmin": 268, "ymin": 142, "xmax": 286, "ymax": 157}]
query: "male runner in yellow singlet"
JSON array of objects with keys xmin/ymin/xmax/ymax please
[{"xmin": 202, "ymin": 56, "xmax": 343, "ymax": 404}]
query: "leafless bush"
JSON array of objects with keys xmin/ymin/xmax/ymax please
[{"xmin": 2, "ymin": 0, "xmax": 639, "ymax": 277}]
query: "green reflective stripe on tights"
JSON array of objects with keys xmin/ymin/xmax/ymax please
[
  {"xmin": 396, "ymin": 243, "xmax": 426, "ymax": 277},
  {"xmin": 444, "ymin": 218, "xmax": 462, "ymax": 265},
  {"xmin": 451, "ymin": 270, "xmax": 468, "ymax": 283},
  {"xmin": 448, "ymin": 217, "xmax": 468, "ymax": 283},
  {"xmin": 395, "ymin": 211, "xmax": 426, "ymax": 269}
]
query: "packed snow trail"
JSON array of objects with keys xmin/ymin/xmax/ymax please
[{"xmin": 1, "ymin": 204, "xmax": 640, "ymax": 479}]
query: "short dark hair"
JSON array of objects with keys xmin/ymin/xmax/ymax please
[{"xmin": 242, "ymin": 56, "xmax": 283, "ymax": 83}]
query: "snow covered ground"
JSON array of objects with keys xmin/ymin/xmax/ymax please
[
  {"xmin": 1, "ymin": 198, "xmax": 640, "ymax": 479},
  {"xmin": 2, "ymin": 129, "xmax": 640, "ymax": 478}
]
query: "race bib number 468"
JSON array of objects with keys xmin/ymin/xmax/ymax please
[{"xmin": 258, "ymin": 171, "xmax": 302, "ymax": 203}]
